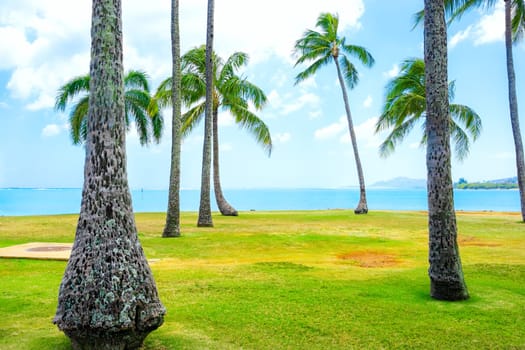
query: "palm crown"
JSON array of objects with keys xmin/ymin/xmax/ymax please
[
  {"xmin": 376, "ymin": 58, "xmax": 482, "ymax": 160},
  {"xmin": 55, "ymin": 70, "xmax": 163, "ymax": 145},
  {"xmin": 154, "ymin": 46, "xmax": 271, "ymax": 155},
  {"xmin": 293, "ymin": 12, "xmax": 374, "ymax": 87}
]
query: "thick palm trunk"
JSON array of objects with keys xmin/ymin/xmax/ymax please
[
  {"xmin": 424, "ymin": 0, "xmax": 468, "ymax": 301},
  {"xmin": 334, "ymin": 58, "xmax": 368, "ymax": 214},
  {"xmin": 53, "ymin": 0, "xmax": 165, "ymax": 348},
  {"xmin": 163, "ymin": 0, "xmax": 182, "ymax": 237},
  {"xmin": 197, "ymin": 0, "xmax": 214, "ymax": 227},
  {"xmin": 212, "ymin": 108, "xmax": 238, "ymax": 216},
  {"xmin": 504, "ymin": 0, "xmax": 525, "ymax": 221}
]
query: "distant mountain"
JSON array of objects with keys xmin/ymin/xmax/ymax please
[
  {"xmin": 489, "ymin": 176, "xmax": 517, "ymax": 184},
  {"xmin": 371, "ymin": 177, "xmax": 426, "ymax": 189}
]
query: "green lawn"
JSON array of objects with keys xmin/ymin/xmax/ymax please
[{"xmin": 0, "ymin": 210, "xmax": 524, "ymax": 349}]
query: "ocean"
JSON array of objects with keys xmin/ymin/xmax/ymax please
[{"xmin": 0, "ymin": 187, "xmax": 520, "ymax": 216}]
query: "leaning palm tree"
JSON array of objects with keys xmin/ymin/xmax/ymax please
[
  {"xmin": 161, "ymin": 0, "xmax": 183, "ymax": 238},
  {"xmin": 293, "ymin": 12, "xmax": 374, "ymax": 214},
  {"xmin": 448, "ymin": 0, "xmax": 525, "ymax": 222},
  {"xmin": 376, "ymin": 58, "xmax": 482, "ymax": 160},
  {"xmin": 55, "ymin": 70, "xmax": 163, "ymax": 146},
  {"xmin": 416, "ymin": 0, "xmax": 525, "ymax": 221},
  {"xmin": 424, "ymin": 0, "xmax": 469, "ymax": 301},
  {"xmin": 53, "ymin": 0, "xmax": 165, "ymax": 347},
  {"xmin": 155, "ymin": 47, "xmax": 271, "ymax": 216}
]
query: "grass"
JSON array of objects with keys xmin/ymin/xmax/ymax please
[{"xmin": 0, "ymin": 210, "xmax": 524, "ymax": 349}]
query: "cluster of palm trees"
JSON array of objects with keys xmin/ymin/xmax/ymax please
[
  {"xmin": 54, "ymin": 0, "xmax": 525, "ymax": 347},
  {"xmin": 56, "ymin": 45, "xmax": 271, "ymax": 231}
]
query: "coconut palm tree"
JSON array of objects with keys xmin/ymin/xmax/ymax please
[
  {"xmin": 450, "ymin": 0, "xmax": 525, "ymax": 222},
  {"xmin": 155, "ymin": 47, "xmax": 271, "ymax": 216},
  {"xmin": 424, "ymin": 0, "xmax": 469, "ymax": 301},
  {"xmin": 162, "ymin": 0, "xmax": 182, "ymax": 238},
  {"xmin": 53, "ymin": 0, "xmax": 165, "ymax": 347},
  {"xmin": 197, "ymin": 0, "xmax": 215, "ymax": 227},
  {"xmin": 293, "ymin": 12, "xmax": 374, "ymax": 214},
  {"xmin": 416, "ymin": 0, "xmax": 525, "ymax": 221},
  {"xmin": 376, "ymin": 58, "xmax": 482, "ymax": 160},
  {"xmin": 55, "ymin": 70, "xmax": 163, "ymax": 146}
]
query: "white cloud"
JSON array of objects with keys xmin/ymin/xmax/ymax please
[
  {"xmin": 275, "ymin": 132, "xmax": 291, "ymax": 144},
  {"xmin": 221, "ymin": 143, "xmax": 233, "ymax": 152},
  {"xmin": 340, "ymin": 117, "xmax": 381, "ymax": 148},
  {"xmin": 218, "ymin": 111, "xmax": 235, "ymax": 127},
  {"xmin": 314, "ymin": 116, "xmax": 347, "ymax": 140},
  {"xmin": 383, "ymin": 64, "xmax": 400, "ymax": 79},
  {"xmin": 363, "ymin": 95, "xmax": 373, "ymax": 108},
  {"xmin": 448, "ymin": 2, "xmax": 504, "ymax": 48},
  {"xmin": 42, "ymin": 123, "xmax": 67, "ymax": 137},
  {"xmin": 282, "ymin": 92, "xmax": 321, "ymax": 115},
  {"xmin": 1, "ymin": 0, "xmax": 365, "ymax": 111},
  {"xmin": 449, "ymin": 26, "xmax": 473, "ymax": 49}
]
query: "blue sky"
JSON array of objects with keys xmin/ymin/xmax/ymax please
[{"xmin": 0, "ymin": 0, "xmax": 523, "ymax": 189}]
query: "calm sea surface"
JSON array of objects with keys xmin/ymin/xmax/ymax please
[{"xmin": 0, "ymin": 188, "xmax": 520, "ymax": 216}]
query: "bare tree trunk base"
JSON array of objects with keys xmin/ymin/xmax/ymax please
[
  {"xmin": 218, "ymin": 202, "xmax": 238, "ymax": 216},
  {"xmin": 430, "ymin": 279, "xmax": 469, "ymax": 301},
  {"xmin": 162, "ymin": 230, "xmax": 180, "ymax": 238},
  {"xmin": 354, "ymin": 202, "xmax": 368, "ymax": 215},
  {"xmin": 197, "ymin": 221, "xmax": 214, "ymax": 227},
  {"xmin": 65, "ymin": 329, "xmax": 151, "ymax": 350}
]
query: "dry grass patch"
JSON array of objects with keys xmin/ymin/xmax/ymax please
[{"xmin": 336, "ymin": 251, "xmax": 401, "ymax": 268}]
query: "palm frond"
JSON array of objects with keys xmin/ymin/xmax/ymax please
[
  {"xmin": 340, "ymin": 55, "xmax": 359, "ymax": 89},
  {"xmin": 512, "ymin": 0, "xmax": 525, "ymax": 43},
  {"xmin": 450, "ymin": 120, "xmax": 471, "ymax": 161},
  {"xmin": 124, "ymin": 70, "xmax": 150, "ymax": 92},
  {"xmin": 68, "ymin": 95, "xmax": 89, "ymax": 145},
  {"xmin": 294, "ymin": 54, "xmax": 332, "ymax": 85},
  {"xmin": 340, "ymin": 40, "xmax": 375, "ymax": 68},
  {"xmin": 228, "ymin": 104, "xmax": 272, "ymax": 156},
  {"xmin": 316, "ymin": 12, "xmax": 339, "ymax": 40},
  {"xmin": 55, "ymin": 74, "xmax": 90, "ymax": 111},
  {"xmin": 378, "ymin": 116, "xmax": 419, "ymax": 157},
  {"xmin": 449, "ymin": 103, "xmax": 482, "ymax": 140},
  {"xmin": 181, "ymin": 102, "xmax": 206, "ymax": 138}
]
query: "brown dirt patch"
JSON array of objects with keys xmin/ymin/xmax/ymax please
[
  {"xmin": 459, "ymin": 236, "xmax": 501, "ymax": 247},
  {"xmin": 337, "ymin": 251, "xmax": 400, "ymax": 268}
]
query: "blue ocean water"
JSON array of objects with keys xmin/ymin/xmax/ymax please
[{"xmin": 0, "ymin": 187, "xmax": 520, "ymax": 216}]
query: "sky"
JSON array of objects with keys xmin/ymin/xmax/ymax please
[{"xmin": 0, "ymin": 0, "xmax": 524, "ymax": 189}]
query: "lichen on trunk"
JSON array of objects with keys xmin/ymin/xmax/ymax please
[
  {"xmin": 424, "ymin": 0, "xmax": 468, "ymax": 301},
  {"xmin": 53, "ymin": 0, "xmax": 165, "ymax": 347}
]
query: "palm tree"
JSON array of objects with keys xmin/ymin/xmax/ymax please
[
  {"xmin": 417, "ymin": 0, "xmax": 525, "ymax": 221},
  {"xmin": 162, "ymin": 0, "xmax": 182, "ymax": 238},
  {"xmin": 376, "ymin": 58, "xmax": 482, "ymax": 160},
  {"xmin": 198, "ymin": 0, "xmax": 215, "ymax": 227},
  {"xmin": 53, "ymin": 0, "xmax": 165, "ymax": 348},
  {"xmin": 55, "ymin": 70, "xmax": 163, "ymax": 146},
  {"xmin": 424, "ymin": 0, "xmax": 469, "ymax": 301},
  {"xmin": 155, "ymin": 47, "xmax": 271, "ymax": 216},
  {"xmin": 293, "ymin": 12, "xmax": 374, "ymax": 214}
]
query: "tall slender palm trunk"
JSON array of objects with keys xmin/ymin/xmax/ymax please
[
  {"xmin": 53, "ymin": 0, "xmax": 165, "ymax": 347},
  {"xmin": 197, "ymin": 0, "xmax": 214, "ymax": 227},
  {"xmin": 212, "ymin": 108, "xmax": 238, "ymax": 216},
  {"xmin": 504, "ymin": 0, "xmax": 525, "ymax": 221},
  {"xmin": 424, "ymin": 0, "xmax": 468, "ymax": 301},
  {"xmin": 334, "ymin": 58, "xmax": 368, "ymax": 214},
  {"xmin": 163, "ymin": 0, "xmax": 182, "ymax": 237}
]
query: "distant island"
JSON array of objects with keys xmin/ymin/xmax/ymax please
[
  {"xmin": 371, "ymin": 176, "xmax": 518, "ymax": 190},
  {"xmin": 371, "ymin": 177, "xmax": 426, "ymax": 189},
  {"xmin": 454, "ymin": 177, "xmax": 518, "ymax": 190}
]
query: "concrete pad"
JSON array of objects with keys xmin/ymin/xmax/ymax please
[{"xmin": 0, "ymin": 242, "xmax": 72, "ymax": 261}]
